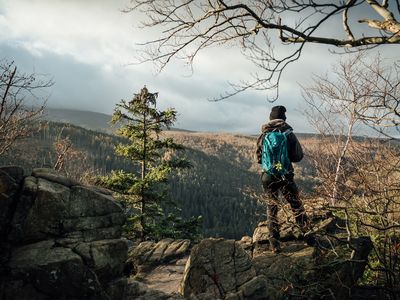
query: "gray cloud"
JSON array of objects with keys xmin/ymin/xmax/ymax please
[{"xmin": 1, "ymin": 0, "xmax": 396, "ymax": 135}]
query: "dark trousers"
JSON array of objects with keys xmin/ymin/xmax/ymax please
[{"xmin": 261, "ymin": 172, "xmax": 307, "ymax": 241}]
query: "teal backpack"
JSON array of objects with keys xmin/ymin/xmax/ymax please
[{"xmin": 261, "ymin": 129, "xmax": 292, "ymax": 176}]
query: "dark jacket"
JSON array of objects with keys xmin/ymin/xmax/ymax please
[{"xmin": 256, "ymin": 119, "xmax": 303, "ymax": 172}]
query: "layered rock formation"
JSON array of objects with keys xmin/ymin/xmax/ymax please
[
  {"xmin": 179, "ymin": 238, "xmax": 267, "ymax": 300},
  {"xmin": 131, "ymin": 214, "xmax": 372, "ymax": 299},
  {"xmin": 177, "ymin": 214, "xmax": 373, "ymax": 300},
  {"xmin": 0, "ymin": 166, "xmax": 373, "ymax": 300},
  {"xmin": 0, "ymin": 167, "xmax": 127, "ymax": 300}
]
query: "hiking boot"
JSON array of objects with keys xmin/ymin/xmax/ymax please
[
  {"xmin": 303, "ymin": 230, "xmax": 316, "ymax": 246},
  {"xmin": 269, "ymin": 238, "xmax": 281, "ymax": 253},
  {"xmin": 271, "ymin": 246, "xmax": 281, "ymax": 254}
]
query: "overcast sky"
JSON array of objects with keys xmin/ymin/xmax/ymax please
[{"xmin": 0, "ymin": 0, "xmax": 397, "ymax": 134}]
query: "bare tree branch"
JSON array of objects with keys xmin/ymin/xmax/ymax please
[
  {"xmin": 303, "ymin": 53, "xmax": 400, "ymax": 291},
  {"xmin": 129, "ymin": 0, "xmax": 400, "ymax": 100},
  {"xmin": 0, "ymin": 59, "xmax": 53, "ymax": 155}
]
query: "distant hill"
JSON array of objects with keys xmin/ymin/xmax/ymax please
[
  {"xmin": 3, "ymin": 108, "xmax": 391, "ymax": 239},
  {"xmin": 43, "ymin": 108, "xmax": 320, "ymax": 138},
  {"xmin": 43, "ymin": 108, "xmax": 195, "ymax": 134},
  {"xmin": 3, "ymin": 117, "xmax": 318, "ymax": 239},
  {"xmin": 43, "ymin": 108, "xmax": 115, "ymax": 133}
]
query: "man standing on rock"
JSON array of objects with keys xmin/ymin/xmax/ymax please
[{"xmin": 256, "ymin": 105, "xmax": 308, "ymax": 253}]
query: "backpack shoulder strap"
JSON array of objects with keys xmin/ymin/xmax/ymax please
[{"xmin": 283, "ymin": 128, "xmax": 293, "ymax": 136}]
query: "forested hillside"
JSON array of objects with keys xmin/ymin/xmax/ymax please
[
  {"xmin": 43, "ymin": 108, "xmax": 115, "ymax": 133},
  {"xmin": 3, "ymin": 121, "xmax": 316, "ymax": 239}
]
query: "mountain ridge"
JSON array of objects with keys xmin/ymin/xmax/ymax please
[
  {"xmin": 43, "ymin": 108, "xmax": 196, "ymax": 134},
  {"xmin": 43, "ymin": 107, "xmax": 322, "ymax": 140}
]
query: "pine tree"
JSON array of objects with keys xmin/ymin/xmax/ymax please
[{"xmin": 99, "ymin": 86, "xmax": 198, "ymax": 240}]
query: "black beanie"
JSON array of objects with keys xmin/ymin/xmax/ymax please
[{"xmin": 269, "ymin": 105, "xmax": 287, "ymax": 120}]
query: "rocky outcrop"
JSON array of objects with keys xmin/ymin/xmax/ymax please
[
  {"xmin": 0, "ymin": 166, "xmax": 374, "ymax": 300},
  {"xmin": 180, "ymin": 238, "xmax": 267, "ymax": 300},
  {"xmin": 254, "ymin": 237, "xmax": 372, "ymax": 299},
  {"xmin": 250, "ymin": 214, "xmax": 373, "ymax": 299},
  {"xmin": 178, "ymin": 215, "xmax": 372, "ymax": 300},
  {"xmin": 0, "ymin": 167, "xmax": 128, "ymax": 300},
  {"xmin": 120, "ymin": 214, "xmax": 372, "ymax": 300}
]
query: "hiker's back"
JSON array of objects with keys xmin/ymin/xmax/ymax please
[
  {"xmin": 255, "ymin": 105, "xmax": 308, "ymax": 253},
  {"xmin": 261, "ymin": 130, "xmax": 291, "ymax": 176}
]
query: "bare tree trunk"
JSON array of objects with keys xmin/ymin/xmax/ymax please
[
  {"xmin": 140, "ymin": 111, "xmax": 147, "ymax": 240},
  {"xmin": 0, "ymin": 66, "xmax": 16, "ymax": 118},
  {"xmin": 302, "ymin": 53, "xmax": 400, "ymax": 292},
  {"xmin": 331, "ymin": 119, "xmax": 354, "ymax": 206},
  {"xmin": 0, "ymin": 61, "xmax": 51, "ymax": 155}
]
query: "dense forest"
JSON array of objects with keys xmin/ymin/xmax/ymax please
[{"xmin": 3, "ymin": 121, "xmax": 317, "ymax": 239}]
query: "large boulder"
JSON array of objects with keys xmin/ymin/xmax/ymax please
[
  {"xmin": 8, "ymin": 176, "xmax": 125, "ymax": 244},
  {"xmin": 250, "ymin": 214, "xmax": 373, "ymax": 299},
  {"xmin": 252, "ymin": 237, "xmax": 372, "ymax": 299},
  {"xmin": 179, "ymin": 216, "xmax": 373, "ymax": 300},
  {"xmin": 9, "ymin": 240, "xmax": 102, "ymax": 298},
  {"xmin": 0, "ymin": 166, "xmax": 25, "ymax": 278},
  {"xmin": 0, "ymin": 167, "xmax": 24, "ymax": 236},
  {"xmin": 180, "ymin": 238, "xmax": 266, "ymax": 299},
  {"xmin": 0, "ymin": 167, "xmax": 128, "ymax": 300}
]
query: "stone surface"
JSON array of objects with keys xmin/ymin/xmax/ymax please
[
  {"xmin": 239, "ymin": 275, "xmax": 268, "ymax": 300},
  {"xmin": 86, "ymin": 184, "xmax": 114, "ymax": 196},
  {"xmin": 0, "ymin": 166, "xmax": 24, "ymax": 239},
  {"xmin": 1, "ymin": 281, "xmax": 49, "ymax": 300},
  {"xmin": 74, "ymin": 239, "xmax": 128, "ymax": 282},
  {"xmin": 7, "ymin": 176, "xmax": 38, "ymax": 243},
  {"xmin": 124, "ymin": 279, "xmax": 184, "ymax": 300},
  {"xmin": 8, "ymin": 177, "xmax": 125, "ymax": 245},
  {"xmin": 32, "ymin": 168, "xmax": 79, "ymax": 187},
  {"xmin": 251, "ymin": 218, "xmax": 373, "ymax": 299},
  {"xmin": 249, "ymin": 214, "xmax": 373, "ymax": 299},
  {"xmin": 106, "ymin": 277, "xmax": 128, "ymax": 300},
  {"xmin": 0, "ymin": 170, "xmax": 19, "ymax": 237},
  {"xmin": 0, "ymin": 167, "xmax": 375, "ymax": 300},
  {"xmin": 127, "ymin": 239, "xmax": 191, "ymax": 273},
  {"xmin": 0, "ymin": 166, "xmax": 24, "ymax": 183},
  {"xmin": 69, "ymin": 185, "xmax": 123, "ymax": 217},
  {"xmin": 125, "ymin": 238, "xmax": 191, "ymax": 297},
  {"xmin": 180, "ymin": 238, "xmax": 257, "ymax": 299},
  {"xmin": 175, "ymin": 216, "xmax": 373, "ymax": 300},
  {"xmin": 9, "ymin": 240, "xmax": 101, "ymax": 298},
  {"xmin": 252, "ymin": 220, "xmax": 269, "ymax": 244},
  {"xmin": 143, "ymin": 262, "xmax": 188, "ymax": 295},
  {"xmin": 237, "ymin": 236, "xmax": 253, "ymax": 257},
  {"xmin": 22, "ymin": 178, "xmax": 71, "ymax": 242},
  {"xmin": 0, "ymin": 167, "xmax": 127, "ymax": 300}
]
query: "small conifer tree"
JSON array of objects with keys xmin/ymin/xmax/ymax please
[{"xmin": 100, "ymin": 86, "xmax": 199, "ymax": 240}]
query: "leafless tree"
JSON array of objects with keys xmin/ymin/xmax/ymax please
[
  {"xmin": 53, "ymin": 137, "xmax": 73, "ymax": 172},
  {"xmin": 302, "ymin": 53, "xmax": 400, "ymax": 296},
  {"xmin": 352, "ymin": 56, "xmax": 400, "ymax": 138},
  {"xmin": 50, "ymin": 124, "xmax": 91, "ymax": 182},
  {"xmin": 0, "ymin": 60, "xmax": 53, "ymax": 155},
  {"xmin": 302, "ymin": 52, "xmax": 399, "ymax": 205},
  {"xmin": 128, "ymin": 0, "xmax": 400, "ymax": 99}
]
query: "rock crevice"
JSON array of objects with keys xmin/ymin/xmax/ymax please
[{"xmin": 0, "ymin": 167, "xmax": 128, "ymax": 300}]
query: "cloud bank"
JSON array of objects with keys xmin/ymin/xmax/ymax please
[{"xmin": 2, "ymin": 0, "xmax": 390, "ymax": 134}]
